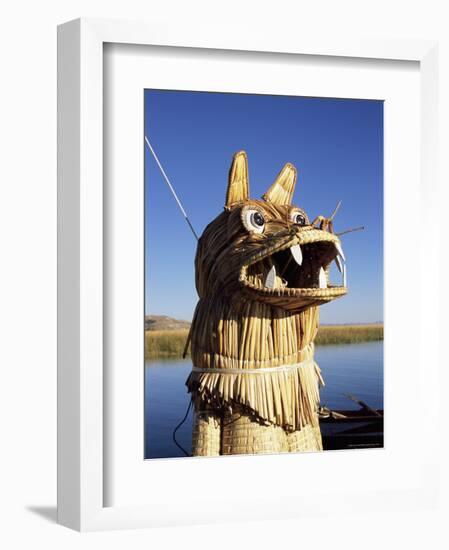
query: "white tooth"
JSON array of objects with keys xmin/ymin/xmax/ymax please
[
  {"xmin": 290, "ymin": 244, "xmax": 303, "ymax": 266},
  {"xmin": 335, "ymin": 255, "xmax": 343, "ymax": 273},
  {"xmin": 343, "ymin": 264, "xmax": 347, "ymax": 287},
  {"xmin": 265, "ymin": 265, "xmax": 276, "ymax": 289},
  {"xmin": 335, "ymin": 242, "xmax": 346, "ymax": 261},
  {"xmin": 319, "ymin": 267, "xmax": 327, "ymax": 289}
]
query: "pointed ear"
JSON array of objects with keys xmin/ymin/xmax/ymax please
[
  {"xmin": 262, "ymin": 163, "xmax": 297, "ymax": 205},
  {"xmin": 225, "ymin": 151, "xmax": 249, "ymax": 207}
]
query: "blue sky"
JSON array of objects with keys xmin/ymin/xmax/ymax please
[{"xmin": 144, "ymin": 90, "xmax": 383, "ymax": 324}]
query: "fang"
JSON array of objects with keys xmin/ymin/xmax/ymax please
[
  {"xmin": 290, "ymin": 244, "xmax": 303, "ymax": 266},
  {"xmin": 265, "ymin": 265, "xmax": 277, "ymax": 289},
  {"xmin": 319, "ymin": 267, "xmax": 327, "ymax": 289}
]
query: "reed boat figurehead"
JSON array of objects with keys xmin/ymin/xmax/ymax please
[
  {"xmin": 195, "ymin": 151, "xmax": 347, "ymax": 312},
  {"xmin": 187, "ymin": 151, "xmax": 349, "ymax": 456}
]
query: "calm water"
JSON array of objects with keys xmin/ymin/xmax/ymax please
[{"xmin": 145, "ymin": 341, "xmax": 383, "ymax": 459}]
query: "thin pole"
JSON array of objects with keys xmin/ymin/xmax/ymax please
[
  {"xmin": 336, "ymin": 226, "xmax": 365, "ymax": 236},
  {"xmin": 330, "ymin": 200, "xmax": 342, "ymax": 220},
  {"xmin": 144, "ymin": 136, "xmax": 199, "ymax": 240}
]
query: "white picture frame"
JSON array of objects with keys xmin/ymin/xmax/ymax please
[{"xmin": 57, "ymin": 17, "xmax": 440, "ymax": 531}]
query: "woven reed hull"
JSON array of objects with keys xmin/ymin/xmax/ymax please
[
  {"xmin": 188, "ymin": 300, "xmax": 325, "ymax": 454},
  {"xmin": 192, "ymin": 406, "xmax": 322, "ymax": 456}
]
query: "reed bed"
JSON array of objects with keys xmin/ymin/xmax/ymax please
[
  {"xmin": 144, "ymin": 324, "xmax": 383, "ymax": 359},
  {"xmin": 316, "ymin": 324, "xmax": 383, "ymax": 345},
  {"xmin": 145, "ymin": 329, "xmax": 190, "ymax": 359}
]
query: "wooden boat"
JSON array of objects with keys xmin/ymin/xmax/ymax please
[{"xmin": 318, "ymin": 395, "xmax": 384, "ymax": 450}]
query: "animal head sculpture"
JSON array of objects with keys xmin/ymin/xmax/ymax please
[{"xmin": 195, "ymin": 151, "xmax": 347, "ymax": 313}]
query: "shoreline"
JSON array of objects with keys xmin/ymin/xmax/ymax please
[{"xmin": 145, "ymin": 323, "xmax": 383, "ymax": 360}]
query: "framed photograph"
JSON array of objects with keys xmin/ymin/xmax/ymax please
[
  {"xmin": 143, "ymin": 89, "xmax": 384, "ymax": 461},
  {"xmin": 58, "ymin": 18, "xmax": 440, "ymax": 531}
]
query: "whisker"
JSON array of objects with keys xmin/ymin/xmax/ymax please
[
  {"xmin": 329, "ymin": 200, "xmax": 342, "ymax": 220},
  {"xmin": 336, "ymin": 226, "xmax": 365, "ymax": 236}
]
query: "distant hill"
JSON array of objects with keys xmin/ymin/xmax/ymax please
[{"xmin": 145, "ymin": 315, "xmax": 191, "ymax": 331}]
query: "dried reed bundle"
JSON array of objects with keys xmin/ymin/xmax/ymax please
[
  {"xmin": 187, "ymin": 151, "xmax": 349, "ymax": 456},
  {"xmin": 187, "ymin": 299, "xmax": 322, "ymax": 430}
]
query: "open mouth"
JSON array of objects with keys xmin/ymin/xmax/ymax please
[{"xmin": 239, "ymin": 229, "xmax": 347, "ymax": 307}]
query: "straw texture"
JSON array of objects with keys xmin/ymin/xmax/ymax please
[
  {"xmin": 191, "ymin": 406, "xmax": 221, "ymax": 456},
  {"xmin": 191, "ymin": 408, "xmax": 323, "ymax": 456},
  {"xmin": 186, "ymin": 151, "xmax": 347, "ymax": 456},
  {"xmin": 225, "ymin": 150, "xmax": 250, "ymax": 207},
  {"xmin": 187, "ymin": 297, "xmax": 325, "ymax": 454},
  {"xmin": 262, "ymin": 162, "xmax": 297, "ymax": 206}
]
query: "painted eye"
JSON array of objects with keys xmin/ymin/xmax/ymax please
[
  {"xmin": 291, "ymin": 210, "xmax": 307, "ymax": 226},
  {"xmin": 294, "ymin": 213, "xmax": 306, "ymax": 225},
  {"xmin": 252, "ymin": 211, "xmax": 265, "ymax": 227},
  {"xmin": 242, "ymin": 208, "xmax": 266, "ymax": 234}
]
